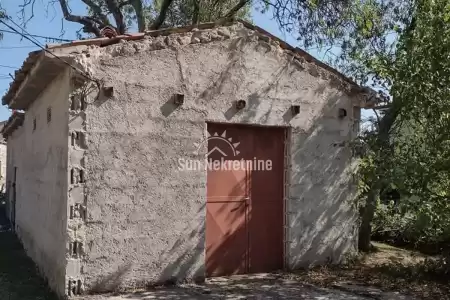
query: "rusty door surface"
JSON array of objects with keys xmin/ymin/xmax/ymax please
[{"xmin": 206, "ymin": 123, "xmax": 285, "ymax": 277}]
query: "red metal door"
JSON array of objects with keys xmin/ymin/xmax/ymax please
[
  {"xmin": 206, "ymin": 123, "xmax": 284, "ymax": 276},
  {"xmin": 248, "ymin": 126, "xmax": 285, "ymax": 273}
]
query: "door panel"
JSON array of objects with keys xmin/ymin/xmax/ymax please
[
  {"xmin": 249, "ymin": 127, "xmax": 285, "ymax": 272},
  {"xmin": 206, "ymin": 123, "xmax": 251, "ymax": 276},
  {"xmin": 206, "ymin": 201, "xmax": 247, "ymax": 276},
  {"xmin": 206, "ymin": 123, "xmax": 285, "ymax": 276}
]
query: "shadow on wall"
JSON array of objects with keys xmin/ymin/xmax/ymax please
[
  {"xmin": 153, "ymin": 48, "xmax": 358, "ymax": 279},
  {"xmin": 90, "ymin": 263, "xmax": 133, "ymax": 293},
  {"xmin": 156, "ymin": 210, "xmax": 206, "ymax": 283},
  {"xmin": 87, "ymin": 38, "xmax": 359, "ymax": 291}
]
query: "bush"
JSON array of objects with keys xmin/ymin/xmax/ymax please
[{"xmin": 372, "ymin": 197, "xmax": 450, "ymax": 254}]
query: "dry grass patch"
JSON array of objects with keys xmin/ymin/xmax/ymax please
[{"xmin": 293, "ymin": 242, "xmax": 450, "ymax": 299}]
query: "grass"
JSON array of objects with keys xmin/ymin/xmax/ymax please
[{"xmin": 293, "ymin": 242, "xmax": 450, "ymax": 299}]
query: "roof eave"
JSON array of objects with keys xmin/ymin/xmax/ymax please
[
  {"xmin": 1, "ymin": 112, "xmax": 25, "ymax": 140},
  {"xmin": 3, "ymin": 52, "xmax": 71, "ymax": 110}
]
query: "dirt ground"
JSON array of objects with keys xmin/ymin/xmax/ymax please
[
  {"xmin": 293, "ymin": 242, "xmax": 450, "ymax": 300},
  {"xmin": 78, "ymin": 273, "xmax": 415, "ymax": 300},
  {"xmin": 0, "ymin": 230, "xmax": 58, "ymax": 300},
  {"xmin": 0, "ymin": 202, "xmax": 447, "ymax": 300}
]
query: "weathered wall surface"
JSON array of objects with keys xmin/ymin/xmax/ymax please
[
  {"xmin": 5, "ymin": 124, "xmax": 24, "ymax": 223},
  {"xmin": 66, "ymin": 23, "xmax": 360, "ymax": 292},
  {"xmin": 9, "ymin": 70, "xmax": 70, "ymax": 296}
]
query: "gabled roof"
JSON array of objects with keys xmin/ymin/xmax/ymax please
[
  {"xmin": 1, "ymin": 111, "xmax": 24, "ymax": 140},
  {"xmin": 2, "ymin": 19, "xmax": 379, "ymax": 110}
]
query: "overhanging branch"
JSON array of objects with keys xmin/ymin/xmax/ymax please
[
  {"xmin": 221, "ymin": 0, "xmax": 251, "ymax": 20},
  {"xmin": 58, "ymin": 0, "xmax": 102, "ymax": 37},
  {"xmin": 81, "ymin": 0, "xmax": 109, "ymax": 25},
  {"xmin": 149, "ymin": 0, "xmax": 174, "ymax": 30},
  {"xmin": 130, "ymin": 0, "xmax": 145, "ymax": 32},
  {"xmin": 104, "ymin": 0, "xmax": 126, "ymax": 34}
]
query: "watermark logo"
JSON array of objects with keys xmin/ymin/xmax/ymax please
[
  {"xmin": 193, "ymin": 130, "xmax": 240, "ymax": 157},
  {"xmin": 178, "ymin": 130, "xmax": 273, "ymax": 171}
]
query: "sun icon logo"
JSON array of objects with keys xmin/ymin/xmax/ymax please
[{"xmin": 193, "ymin": 130, "xmax": 241, "ymax": 157}]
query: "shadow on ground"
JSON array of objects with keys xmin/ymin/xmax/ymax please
[
  {"xmin": 82, "ymin": 273, "xmax": 375, "ymax": 300},
  {"xmin": 0, "ymin": 202, "xmax": 58, "ymax": 300}
]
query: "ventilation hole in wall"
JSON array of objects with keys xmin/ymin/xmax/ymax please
[
  {"xmin": 71, "ymin": 132, "xmax": 76, "ymax": 146},
  {"xmin": 68, "ymin": 279, "xmax": 76, "ymax": 296},
  {"xmin": 80, "ymin": 96, "xmax": 86, "ymax": 111},
  {"xmin": 33, "ymin": 118, "xmax": 36, "ymax": 131},
  {"xmin": 338, "ymin": 108, "xmax": 347, "ymax": 119},
  {"xmin": 70, "ymin": 204, "xmax": 85, "ymax": 220},
  {"xmin": 78, "ymin": 205, "xmax": 85, "ymax": 220},
  {"xmin": 79, "ymin": 132, "xmax": 87, "ymax": 149},
  {"xmin": 70, "ymin": 169, "xmax": 75, "ymax": 184},
  {"xmin": 79, "ymin": 169, "xmax": 85, "ymax": 183},
  {"xmin": 71, "ymin": 132, "xmax": 87, "ymax": 149},
  {"xmin": 70, "ymin": 241, "xmax": 83, "ymax": 257},
  {"xmin": 68, "ymin": 279, "xmax": 82, "ymax": 296},
  {"xmin": 72, "ymin": 241, "xmax": 79, "ymax": 256},
  {"xmin": 77, "ymin": 280, "xmax": 82, "ymax": 294},
  {"xmin": 70, "ymin": 95, "xmax": 76, "ymax": 111},
  {"xmin": 70, "ymin": 95, "xmax": 86, "ymax": 111},
  {"xmin": 47, "ymin": 107, "xmax": 52, "ymax": 123}
]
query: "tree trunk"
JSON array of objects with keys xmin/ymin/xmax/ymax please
[
  {"xmin": 358, "ymin": 187, "xmax": 379, "ymax": 251},
  {"xmin": 358, "ymin": 105, "xmax": 399, "ymax": 252}
]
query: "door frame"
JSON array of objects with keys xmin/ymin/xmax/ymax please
[{"xmin": 11, "ymin": 166, "xmax": 17, "ymax": 231}]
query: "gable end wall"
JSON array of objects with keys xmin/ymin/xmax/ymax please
[{"xmin": 65, "ymin": 23, "xmax": 360, "ymax": 293}]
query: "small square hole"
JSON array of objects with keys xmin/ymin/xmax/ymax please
[{"xmin": 174, "ymin": 94, "xmax": 184, "ymax": 106}]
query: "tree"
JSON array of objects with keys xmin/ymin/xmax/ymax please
[
  {"xmin": 346, "ymin": 0, "xmax": 450, "ymax": 252},
  {"xmin": 16, "ymin": 0, "xmax": 437, "ymax": 252},
  {"xmin": 265, "ymin": 0, "xmax": 416, "ymax": 251},
  {"xmin": 18, "ymin": 0, "xmax": 252, "ymax": 37},
  {"xmin": 388, "ymin": 0, "xmax": 450, "ymax": 249}
]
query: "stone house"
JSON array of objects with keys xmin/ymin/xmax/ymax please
[{"xmin": 1, "ymin": 20, "xmax": 373, "ymax": 298}]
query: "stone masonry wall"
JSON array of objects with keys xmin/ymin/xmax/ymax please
[{"xmin": 65, "ymin": 22, "xmax": 360, "ymax": 293}]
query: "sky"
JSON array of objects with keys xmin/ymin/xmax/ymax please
[{"xmin": 0, "ymin": 1, "xmax": 366, "ymax": 122}]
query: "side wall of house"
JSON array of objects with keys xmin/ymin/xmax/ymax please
[
  {"xmin": 5, "ymin": 125, "xmax": 25, "ymax": 224},
  {"xmin": 0, "ymin": 142, "xmax": 7, "ymax": 187},
  {"xmin": 13, "ymin": 69, "xmax": 70, "ymax": 296},
  {"xmin": 73, "ymin": 23, "xmax": 360, "ymax": 292}
]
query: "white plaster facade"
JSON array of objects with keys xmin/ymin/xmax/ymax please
[
  {"xmin": 0, "ymin": 139, "xmax": 6, "ymax": 189},
  {"xmin": 4, "ymin": 70, "xmax": 70, "ymax": 296},
  {"xmin": 2, "ymin": 21, "xmax": 367, "ymax": 298}
]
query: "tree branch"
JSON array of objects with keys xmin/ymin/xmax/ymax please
[
  {"xmin": 149, "ymin": 0, "xmax": 174, "ymax": 30},
  {"xmin": 104, "ymin": 0, "xmax": 126, "ymax": 34},
  {"xmin": 130, "ymin": 0, "xmax": 146, "ymax": 32},
  {"xmin": 192, "ymin": 0, "xmax": 200, "ymax": 24},
  {"xmin": 81, "ymin": 0, "xmax": 109, "ymax": 25},
  {"xmin": 119, "ymin": 0, "xmax": 132, "ymax": 8},
  {"xmin": 221, "ymin": 0, "xmax": 251, "ymax": 20},
  {"xmin": 19, "ymin": 0, "xmax": 37, "ymax": 26},
  {"xmin": 58, "ymin": 0, "xmax": 102, "ymax": 37}
]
